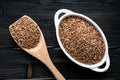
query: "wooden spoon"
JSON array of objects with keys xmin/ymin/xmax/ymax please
[{"xmin": 9, "ymin": 15, "xmax": 65, "ymax": 80}]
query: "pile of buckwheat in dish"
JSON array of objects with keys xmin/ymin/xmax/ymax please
[
  {"xmin": 59, "ymin": 16, "xmax": 105, "ymax": 64},
  {"xmin": 9, "ymin": 16, "xmax": 41, "ymax": 49}
]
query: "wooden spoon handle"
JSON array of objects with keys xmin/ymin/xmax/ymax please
[{"xmin": 45, "ymin": 59, "xmax": 65, "ymax": 80}]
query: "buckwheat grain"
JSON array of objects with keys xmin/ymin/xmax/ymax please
[
  {"xmin": 9, "ymin": 16, "xmax": 41, "ymax": 49},
  {"xmin": 59, "ymin": 16, "xmax": 105, "ymax": 64}
]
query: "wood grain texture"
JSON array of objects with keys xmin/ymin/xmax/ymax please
[{"xmin": 0, "ymin": 0, "xmax": 120, "ymax": 79}]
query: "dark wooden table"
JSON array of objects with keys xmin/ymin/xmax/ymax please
[{"xmin": 0, "ymin": 0, "xmax": 120, "ymax": 79}]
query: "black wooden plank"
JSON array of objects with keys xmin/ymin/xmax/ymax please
[{"xmin": 0, "ymin": 48, "xmax": 120, "ymax": 79}]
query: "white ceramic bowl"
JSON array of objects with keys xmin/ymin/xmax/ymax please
[{"xmin": 54, "ymin": 9, "xmax": 110, "ymax": 72}]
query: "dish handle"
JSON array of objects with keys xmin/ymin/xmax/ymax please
[
  {"xmin": 91, "ymin": 56, "xmax": 110, "ymax": 72},
  {"xmin": 54, "ymin": 9, "xmax": 73, "ymax": 29}
]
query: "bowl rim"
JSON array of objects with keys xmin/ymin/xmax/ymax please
[{"xmin": 55, "ymin": 12, "xmax": 109, "ymax": 68}]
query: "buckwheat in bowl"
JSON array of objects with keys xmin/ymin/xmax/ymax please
[{"xmin": 54, "ymin": 9, "xmax": 110, "ymax": 72}]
